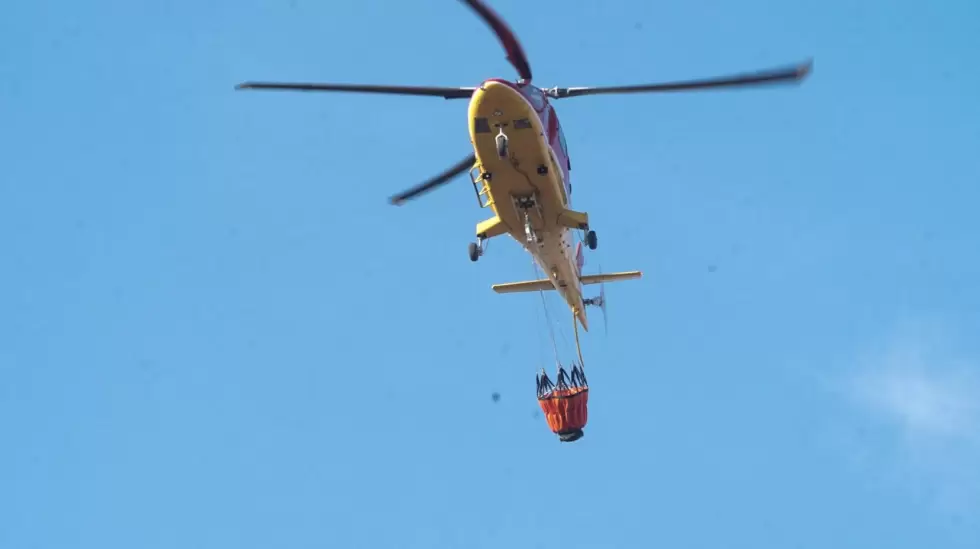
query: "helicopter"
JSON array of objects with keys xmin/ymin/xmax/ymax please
[{"xmin": 235, "ymin": 0, "xmax": 812, "ymax": 332}]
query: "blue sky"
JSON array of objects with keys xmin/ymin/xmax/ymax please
[{"xmin": 2, "ymin": 0, "xmax": 979, "ymax": 547}]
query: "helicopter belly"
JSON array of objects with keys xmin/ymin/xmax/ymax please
[
  {"xmin": 531, "ymin": 227, "xmax": 584, "ymax": 309},
  {"xmin": 467, "ymin": 82, "xmax": 566, "ymax": 233}
]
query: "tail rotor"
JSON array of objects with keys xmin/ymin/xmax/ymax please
[{"xmin": 597, "ymin": 265, "xmax": 608, "ymax": 336}]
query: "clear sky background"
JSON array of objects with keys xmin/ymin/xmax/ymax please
[{"xmin": 2, "ymin": 0, "xmax": 979, "ymax": 547}]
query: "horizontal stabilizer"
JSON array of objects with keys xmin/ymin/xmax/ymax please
[
  {"xmin": 491, "ymin": 270, "xmax": 642, "ymax": 294},
  {"xmin": 580, "ymin": 271, "xmax": 642, "ymax": 285},
  {"xmin": 492, "ymin": 279, "xmax": 554, "ymax": 294}
]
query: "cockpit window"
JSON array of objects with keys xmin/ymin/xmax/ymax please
[{"xmin": 522, "ymin": 85, "xmax": 548, "ymax": 111}]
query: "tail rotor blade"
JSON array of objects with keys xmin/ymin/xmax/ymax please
[
  {"xmin": 459, "ymin": 0, "xmax": 533, "ymax": 82},
  {"xmin": 600, "ymin": 282, "xmax": 607, "ymax": 336},
  {"xmin": 598, "ymin": 264, "xmax": 608, "ymax": 337},
  {"xmin": 389, "ymin": 153, "xmax": 477, "ymax": 205}
]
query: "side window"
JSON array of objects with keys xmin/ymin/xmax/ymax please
[
  {"xmin": 558, "ymin": 125, "xmax": 570, "ymax": 170},
  {"xmin": 523, "ymin": 86, "xmax": 547, "ymax": 111}
]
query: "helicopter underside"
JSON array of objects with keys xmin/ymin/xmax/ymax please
[
  {"xmin": 467, "ymin": 81, "xmax": 570, "ymax": 245},
  {"xmin": 467, "ymin": 80, "xmax": 591, "ymax": 327}
]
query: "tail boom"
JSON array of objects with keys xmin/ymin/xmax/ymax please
[{"xmin": 576, "ymin": 307, "xmax": 589, "ymax": 332}]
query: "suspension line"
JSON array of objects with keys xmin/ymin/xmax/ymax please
[{"xmin": 531, "ymin": 260, "xmax": 561, "ymax": 365}]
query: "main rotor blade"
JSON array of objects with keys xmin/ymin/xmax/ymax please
[
  {"xmin": 235, "ymin": 82, "xmax": 476, "ymax": 99},
  {"xmin": 389, "ymin": 153, "xmax": 477, "ymax": 206},
  {"xmin": 459, "ymin": 0, "xmax": 533, "ymax": 82},
  {"xmin": 552, "ymin": 59, "xmax": 812, "ymax": 99}
]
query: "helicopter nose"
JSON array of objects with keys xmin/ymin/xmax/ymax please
[
  {"xmin": 477, "ymin": 80, "xmax": 523, "ymax": 107},
  {"xmin": 470, "ymin": 80, "xmax": 528, "ymax": 127}
]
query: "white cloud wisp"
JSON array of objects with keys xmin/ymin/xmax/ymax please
[{"xmin": 839, "ymin": 325, "xmax": 980, "ymax": 518}]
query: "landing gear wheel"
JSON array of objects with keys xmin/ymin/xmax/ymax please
[
  {"xmin": 586, "ymin": 230, "xmax": 598, "ymax": 250},
  {"xmin": 468, "ymin": 241, "xmax": 481, "ymax": 262}
]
